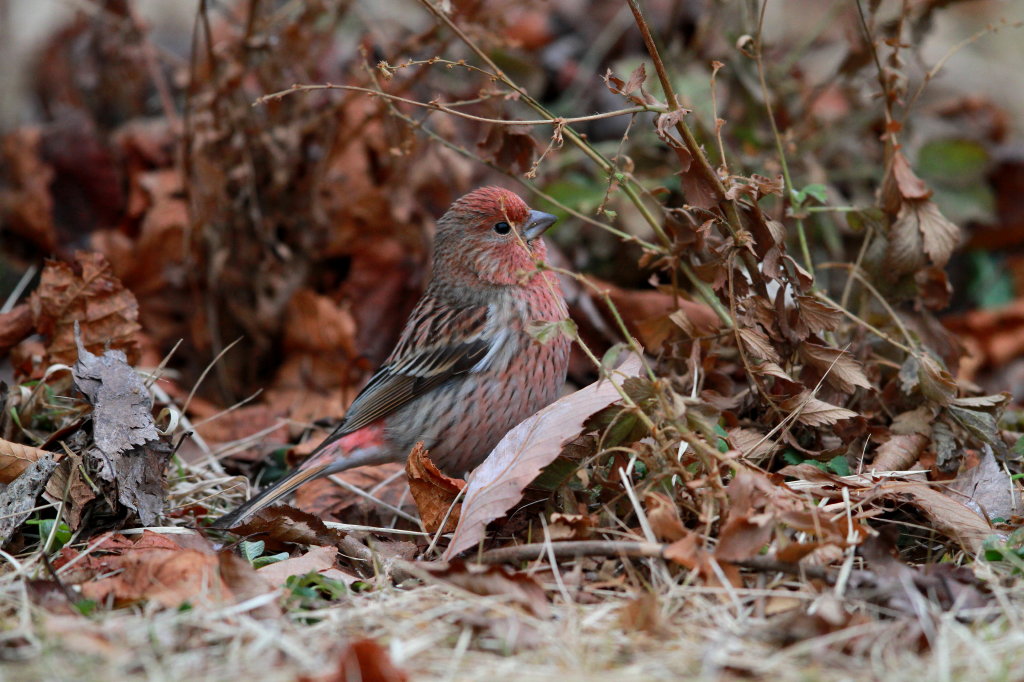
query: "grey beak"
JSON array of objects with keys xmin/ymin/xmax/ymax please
[{"xmin": 522, "ymin": 210, "xmax": 557, "ymax": 241}]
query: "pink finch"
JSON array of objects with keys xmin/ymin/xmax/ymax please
[{"xmin": 214, "ymin": 187, "xmax": 571, "ymax": 528}]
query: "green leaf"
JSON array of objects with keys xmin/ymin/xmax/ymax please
[
  {"xmin": 967, "ymin": 251, "xmax": 1014, "ymax": 310},
  {"xmin": 918, "ymin": 139, "xmax": 988, "ymax": 183},
  {"xmin": 793, "ymin": 183, "xmax": 827, "ymax": 206},
  {"xmin": 1014, "ymin": 437, "xmax": 1024, "ymax": 458},
  {"xmin": 27, "ymin": 518, "xmax": 72, "ymax": 550},
  {"xmin": 527, "ymin": 318, "xmax": 578, "ymax": 344},
  {"xmin": 826, "ymin": 455, "xmax": 851, "ymax": 476},
  {"xmin": 252, "ymin": 552, "xmax": 289, "ymax": 569},
  {"xmin": 240, "ymin": 540, "xmax": 266, "ymax": 564},
  {"xmin": 285, "ymin": 572, "xmax": 349, "ymax": 605}
]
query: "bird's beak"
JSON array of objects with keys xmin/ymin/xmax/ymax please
[{"xmin": 522, "ymin": 210, "xmax": 557, "ymax": 241}]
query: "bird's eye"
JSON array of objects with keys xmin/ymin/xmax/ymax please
[{"xmin": 493, "ymin": 221, "xmax": 512, "ymax": 235}]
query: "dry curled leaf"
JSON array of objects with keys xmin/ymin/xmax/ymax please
[
  {"xmin": 889, "ymin": 200, "xmax": 960, "ymax": 273},
  {"xmin": 780, "ymin": 392, "xmax": 859, "ymax": 427},
  {"xmin": 872, "ymin": 433, "xmax": 929, "ymax": 471},
  {"xmin": 72, "ymin": 326, "xmax": 169, "ymax": 525},
  {"xmin": 443, "ymin": 355, "xmax": 641, "ymax": 559},
  {"xmin": 30, "ymin": 251, "xmax": 141, "ymax": 366},
  {"xmin": 799, "ymin": 342, "xmax": 872, "ymax": 394},
  {"xmin": 405, "ymin": 442, "xmax": 465, "ymax": 534}
]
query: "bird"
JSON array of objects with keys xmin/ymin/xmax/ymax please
[{"xmin": 212, "ymin": 186, "xmax": 571, "ymax": 528}]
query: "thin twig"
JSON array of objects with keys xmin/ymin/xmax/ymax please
[{"xmin": 476, "ymin": 540, "xmax": 665, "ymax": 564}]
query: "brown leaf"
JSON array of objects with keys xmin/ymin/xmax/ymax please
[
  {"xmin": 0, "ymin": 437, "xmax": 51, "ymax": 484},
  {"xmin": 0, "ymin": 127, "xmax": 57, "ymax": 252},
  {"xmin": 424, "ymin": 561, "xmax": 550, "ymax": 618},
  {"xmin": 793, "ymin": 296, "xmax": 843, "ymax": 335},
  {"xmin": 878, "ymin": 482, "xmax": 992, "ymax": 553},
  {"xmin": 798, "ymin": 342, "xmax": 872, "ymax": 394},
  {"xmin": 737, "ymin": 327, "xmax": 781, "ymax": 363},
  {"xmin": 0, "ymin": 304, "xmax": 34, "ymax": 356},
  {"xmin": 872, "ymin": 433, "xmax": 928, "ymax": 471},
  {"xmin": 546, "ymin": 513, "xmax": 596, "ymax": 540},
  {"xmin": 603, "ymin": 64, "xmax": 653, "ymax": 106},
  {"xmin": 217, "ymin": 551, "xmax": 281, "ymax": 619},
  {"xmin": 917, "ymin": 354, "xmax": 958, "ymax": 405},
  {"xmin": 726, "ymin": 427, "xmax": 779, "ymax": 460},
  {"xmin": 227, "ymin": 505, "xmax": 348, "ymax": 549},
  {"xmin": 443, "ymin": 355, "xmax": 642, "ymax": 559},
  {"xmin": 405, "ymin": 442, "xmax": 465, "ymax": 534},
  {"xmin": 779, "ymin": 392, "xmax": 859, "ymax": 427},
  {"xmin": 664, "ymin": 529, "xmax": 742, "ymax": 588},
  {"xmin": 949, "ymin": 447, "xmax": 1021, "ymax": 521},
  {"xmin": 309, "ymin": 638, "xmax": 409, "ymax": 682},
  {"xmin": 881, "ymin": 151, "xmax": 932, "ymax": 211},
  {"xmin": 284, "ymin": 289, "xmax": 359, "ymax": 357},
  {"xmin": 477, "ymin": 126, "xmax": 538, "ymax": 176},
  {"xmin": 66, "ymin": 531, "xmax": 244, "ymax": 609},
  {"xmin": 257, "ymin": 545, "xmax": 345, "ymax": 585},
  {"xmin": 30, "ymin": 251, "xmax": 141, "ymax": 366},
  {"xmin": 644, "ymin": 492, "xmax": 686, "ymax": 542},
  {"xmin": 891, "ymin": 200, "xmax": 961, "ymax": 270},
  {"xmin": 43, "ymin": 453, "xmax": 96, "ymax": 530}
]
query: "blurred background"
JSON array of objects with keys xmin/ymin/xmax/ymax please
[{"xmin": 2, "ymin": 0, "xmax": 1023, "ymax": 466}]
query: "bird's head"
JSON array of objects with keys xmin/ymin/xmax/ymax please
[{"xmin": 434, "ymin": 186, "xmax": 558, "ymax": 287}]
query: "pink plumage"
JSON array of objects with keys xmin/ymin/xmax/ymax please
[{"xmin": 214, "ymin": 187, "xmax": 571, "ymax": 527}]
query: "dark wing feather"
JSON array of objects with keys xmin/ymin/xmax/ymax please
[{"xmin": 305, "ymin": 300, "xmax": 492, "ymax": 458}]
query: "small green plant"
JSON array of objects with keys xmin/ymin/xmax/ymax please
[
  {"xmin": 782, "ymin": 450, "xmax": 851, "ymax": 476},
  {"xmin": 239, "ymin": 540, "xmax": 288, "ymax": 569},
  {"xmin": 284, "ymin": 572, "xmax": 350, "ymax": 610},
  {"xmin": 982, "ymin": 529, "xmax": 1024, "ymax": 574},
  {"xmin": 27, "ymin": 518, "xmax": 72, "ymax": 551}
]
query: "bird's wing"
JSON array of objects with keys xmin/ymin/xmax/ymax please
[{"xmin": 311, "ymin": 298, "xmax": 495, "ymax": 452}]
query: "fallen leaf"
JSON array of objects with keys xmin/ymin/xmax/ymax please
[
  {"xmin": 871, "ymin": 433, "xmax": 928, "ymax": 471},
  {"xmin": 424, "ymin": 561, "xmax": 550, "ymax": 618},
  {"xmin": 798, "ymin": 342, "xmax": 872, "ymax": 394},
  {"xmin": 443, "ymin": 355, "xmax": 641, "ymax": 559},
  {"xmin": 64, "ymin": 531, "xmax": 253, "ymax": 609},
  {"xmin": 307, "ymin": 638, "xmax": 408, "ymax": 682},
  {"xmin": 737, "ymin": 327, "xmax": 781, "ymax": 363},
  {"xmin": 0, "ymin": 127, "xmax": 57, "ymax": 252},
  {"xmin": 793, "ymin": 296, "xmax": 843, "ymax": 336},
  {"xmin": 72, "ymin": 326, "xmax": 169, "ymax": 525},
  {"xmin": 878, "ymin": 481, "xmax": 992, "ymax": 553},
  {"xmin": 0, "ymin": 437, "xmax": 51, "ymax": 484},
  {"xmin": 405, "ymin": 443, "xmax": 465, "ymax": 534},
  {"xmin": 644, "ymin": 492, "xmax": 687, "ymax": 542},
  {"xmin": 226, "ymin": 505, "xmax": 348, "ymax": 549},
  {"xmin": 0, "ymin": 304, "xmax": 34, "ymax": 356},
  {"xmin": 30, "ymin": 251, "xmax": 142, "ymax": 366},
  {"xmin": 257, "ymin": 545, "xmax": 339, "ymax": 585},
  {"xmin": 0, "ymin": 456, "xmax": 57, "ymax": 547},
  {"xmin": 949, "ymin": 447, "xmax": 1020, "ymax": 521},
  {"xmin": 779, "ymin": 392, "xmax": 859, "ymax": 427}
]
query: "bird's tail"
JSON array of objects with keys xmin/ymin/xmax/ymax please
[{"xmin": 210, "ymin": 429, "xmax": 390, "ymax": 530}]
